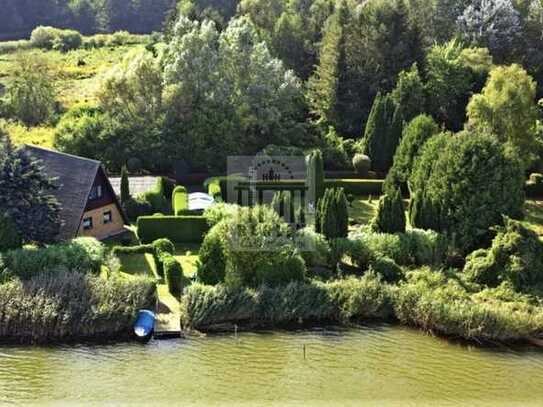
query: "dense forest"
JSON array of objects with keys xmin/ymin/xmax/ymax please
[
  {"xmin": 0, "ymin": 0, "xmax": 176, "ymax": 39},
  {"xmin": 1, "ymin": 0, "xmax": 543, "ymax": 176}
]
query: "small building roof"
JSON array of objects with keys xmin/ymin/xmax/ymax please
[{"xmin": 23, "ymin": 145, "xmax": 111, "ymax": 240}]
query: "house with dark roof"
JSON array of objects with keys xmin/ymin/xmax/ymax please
[{"xmin": 24, "ymin": 145, "xmax": 128, "ymax": 241}]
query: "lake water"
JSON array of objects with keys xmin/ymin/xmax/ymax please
[{"xmin": 1, "ymin": 325, "xmax": 543, "ymax": 406}]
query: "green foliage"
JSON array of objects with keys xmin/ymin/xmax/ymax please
[
  {"xmin": 306, "ymin": 149, "xmax": 325, "ymax": 204},
  {"xmin": 467, "ymin": 64, "xmax": 540, "ymax": 166},
  {"xmin": 207, "ymin": 179, "xmax": 223, "ymax": 202},
  {"xmin": 163, "ymin": 254, "xmax": 188, "ymax": 297},
  {"xmin": 172, "ymin": 186, "xmax": 189, "ymax": 215},
  {"xmin": 296, "ymin": 227, "xmax": 331, "ymax": 268},
  {"xmin": 0, "ymin": 132, "xmax": 61, "ymax": 245},
  {"xmin": 197, "ymin": 222, "xmax": 227, "ymax": 285},
  {"xmin": 30, "ymin": 26, "xmax": 82, "ymax": 51},
  {"xmin": 5, "ymin": 54, "xmax": 57, "ymax": 126},
  {"xmin": 384, "ymin": 114, "xmax": 439, "ymax": 194},
  {"xmin": 369, "ymin": 256, "xmax": 404, "ymax": 283},
  {"xmin": 390, "ymin": 63, "xmax": 426, "ymax": 122},
  {"xmin": 0, "ymin": 238, "xmax": 106, "ymax": 281},
  {"xmin": 371, "ymin": 188, "xmax": 406, "ymax": 234},
  {"xmin": 255, "ymin": 249, "xmax": 307, "ymax": 287},
  {"xmin": 0, "ymin": 212, "xmax": 22, "ymax": 252},
  {"xmin": 463, "ymin": 218, "xmax": 543, "ymax": 292},
  {"xmin": 409, "ymin": 131, "xmax": 525, "ymax": 253},
  {"xmin": 120, "ymin": 165, "xmax": 130, "ymax": 204},
  {"xmin": 203, "ymin": 202, "xmax": 240, "ymax": 227},
  {"xmin": 352, "ymin": 154, "xmax": 371, "ymax": 177},
  {"xmin": 362, "ymin": 93, "xmax": 404, "ymax": 173},
  {"xmin": 182, "ymin": 272, "xmax": 394, "ymax": 329},
  {"xmin": 137, "ymin": 216, "xmax": 209, "ymax": 244},
  {"xmin": 316, "ymin": 188, "xmax": 349, "ymax": 240},
  {"xmin": 325, "ymin": 179, "xmax": 383, "ymax": 196},
  {"xmin": 394, "ymin": 268, "xmax": 543, "ymax": 342},
  {"xmin": 0, "ymin": 272, "xmax": 156, "ymax": 343}
]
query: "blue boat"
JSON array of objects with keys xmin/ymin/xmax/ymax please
[{"xmin": 134, "ymin": 310, "xmax": 156, "ymax": 342}]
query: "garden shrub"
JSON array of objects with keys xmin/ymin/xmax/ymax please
[
  {"xmin": 172, "ymin": 186, "xmax": 189, "ymax": 215},
  {"xmin": 0, "ymin": 238, "xmax": 106, "ymax": 281},
  {"xmin": 384, "ymin": 114, "xmax": 439, "ymax": 194},
  {"xmin": 409, "ymin": 131, "xmax": 525, "ymax": 253},
  {"xmin": 140, "ymin": 178, "xmax": 170, "ymax": 214},
  {"xmin": 111, "ymin": 244, "xmax": 153, "ymax": 256},
  {"xmin": 306, "ymin": 150, "xmax": 325, "ymax": 203},
  {"xmin": 123, "ymin": 195, "xmax": 154, "ymax": 221},
  {"xmin": 255, "ymin": 250, "xmax": 306, "ymax": 287},
  {"xmin": 324, "ymin": 179, "xmax": 383, "ymax": 196},
  {"xmin": 371, "ymin": 188, "xmax": 406, "ymax": 234},
  {"xmin": 163, "ymin": 254, "xmax": 188, "ymax": 297},
  {"xmin": 0, "ymin": 212, "xmax": 22, "ymax": 252},
  {"xmin": 295, "ymin": 227, "xmax": 331, "ymax": 268},
  {"xmin": 137, "ymin": 216, "xmax": 209, "ymax": 244},
  {"xmin": 204, "ymin": 203, "xmax": 239, "ymax": 226},
  {"xmin": 352, "ymin": 154, "xmax": 371, "ymax": 177},
  {"xmin": 151, "ymin": 238, "xmax": 175, "ymax": 278},
  {"xmin": 463, "ymin": 218, "xmax": 543, "ymax": 292},
  {"xmin": 197, "ymin": 222, "xmax": 227, "ymax": 285},
  {"xmin": 316, "ymin": 188, "xmax": 349, "ymax": 240},
  {"xmin": 368, "ymin": 256, "xmax": 404, "ymax": 283},
  {"xmin": 0, "ymin": 272, "xmax": 156, "ymax": 343},
  {"xmin": 394, "ymin": 268, "xmax": 543, "ymax": 342},
  {"xmin": 182, "ymin": 273, "xmax": 394, "ymax": 330},
  {"xmin": 219, "ymin": 206, "xmax": 305, "ymax": 288},
  {"xmin": 208, "ymin": 179, "xmax": 223, "ymax": 202}
]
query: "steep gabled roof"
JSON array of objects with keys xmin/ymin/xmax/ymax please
[{"xmin": 23, "ymin": 145, "xmax": 101, "ymax": 240}]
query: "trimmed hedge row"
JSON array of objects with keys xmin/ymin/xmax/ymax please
[
  {"xmin": 325, "ymin": 179, "xmax": 384, "ymax": 196},
  {"xmin": 137, "ymin": 216, "xmax": 209, "ymax": 244},
  {"xmin": 172, "ymin": 186, "xmax": 188, "ymax": 216}
]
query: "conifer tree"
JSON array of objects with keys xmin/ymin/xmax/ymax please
[
  {"xmin": 371, "ymin": 188, "xmax": 406, "ymax": 234},
  {"xmin": 0, "ymin": 131, "xmax": 61, "ymax": 245},
  {"xmin": 120, "ymin": 165, "xmax": 131, "ymax": 204},
  {"xmin": 316, "ymin": 187, "xmax": 348, "ymax": 240},
  {"xmin": 362, "ymin": 93, "xmax": 404, "ymax": 173}
]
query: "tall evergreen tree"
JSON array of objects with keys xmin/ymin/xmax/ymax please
[
  {"xmin": 316, "ymin": 187, "xmax": 348, "ymax": 240},
  {"xmin": 0, "ymin": 131, "xmax": 61, "ymax": 245},
  {"xmin": 371, "ymin": 188, "xmax": 406, "ymax": 233},
  {"xmin": 362, "ymin": 93, "xmax": 404, "ymax": 173},
  {"xmin": 120, "ymin": 165, "xmax": 131, "ymax": 204}
]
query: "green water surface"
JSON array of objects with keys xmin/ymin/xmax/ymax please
[{"xmin": 1, "ymin": 325, "xmax": 542, "ymax": 406}]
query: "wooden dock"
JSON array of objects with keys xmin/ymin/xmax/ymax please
[{"xmin": 154, "ymin": 284, "xmax": 183, "ymax": 339}]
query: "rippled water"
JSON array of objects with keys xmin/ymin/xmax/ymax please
[{"xmin": 1, "ymin": 325, "xmax": 543, "ymax": 406}]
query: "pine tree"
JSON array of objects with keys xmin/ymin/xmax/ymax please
[
  {"xmin": 0, "ymin": 131, "xmax": 61, "ymax": 245},
  {"xmin": 0, "ymin": 212, "xmax": 22, "ymax": 251},
  {"xmin": 316, "ymin": 187, "xmax": 348, "ymax": 239},
  {"xmin": 362, "ymin": 93, "xmax": 404, "ymax": 173},
  {"xmin": 306, "ymin": 149, "xmax": 325, "ymax": 207},
  {"xmin": 371, "ymin": 188, "xmax": 406, "ymax": 234},
  {"xmin": 120, "ymin": 165, "xmax": 131, "ymax": 204}
]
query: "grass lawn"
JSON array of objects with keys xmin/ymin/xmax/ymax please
[
  {"xmin": 348, "ymin": 195, "xmax": 378, "ymax": 227},
  {"xmin": 174, "ymin": 244, "xmax": 200, "ymax": 278}
]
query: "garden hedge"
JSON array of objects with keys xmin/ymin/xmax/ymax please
[
  {"xmin": 325, "ymin": 179, "xmax": 384, "ymax": 196},
  {"xmin": 172, "ymin": 186, "xmax": 188, "ymax": 216},
  {"xmin": 137, "ymin": 216, "xmax": 209, "ymax": 243}
]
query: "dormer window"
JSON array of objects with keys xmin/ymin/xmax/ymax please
[{"xmin": 89, "ymin": 185, "xmax": 103, "ymax": 200}]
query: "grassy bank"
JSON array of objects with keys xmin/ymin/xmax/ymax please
[
  {"xmin": 0, "ymin": 271, "xmax": 156, "ymax": 344},
  {"xmin": 181, "ymin": 269, "xmax": 543, "ymax": 343}
]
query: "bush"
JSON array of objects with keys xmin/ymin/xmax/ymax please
[
  {"xmin": 352, "ymin": 154, "xmax": 371, "ymax": 176},
  {"xmin": 163, "ymin": 254, "xmax": 187, "ymax": 297},
  {"xmin": 394, "ymin": 268, "xmax": 543, "ymax": 342},
  {"xmin": 409, "ymin": 131, "xmax": 525, "ymax": 253},
  {"xmin": 316, "ymin": 188, "xmax": 349, "ymax": 240},
  {"xmin": 197, "ymin": 223, "xmax": 227, "ymax": 285},
  {"xmin": 463, "ymin": 218, "xmax": 543, "ymax": 291},
  {"xmin": 325, "ymin": 179, "xmax": 383, "ymax": 196},
  {"xmin": 295, "ymin": 227, "xmax": 331, "ymax": 268},
  {"xmin": 384, "ymin": 114, "xmax": 439, "ymax": 194},
  {"xmin": 0, "ymin": 272, "xmax": 156, "ymax": 343},
  {"xmin": 182, "ymin": 273, "xmax": 394, "ymax": 330},
  {"xmin": 255, "ymin": 250, "xmax": 306, "ymax": 287},
  {"xmin": 369, "ymin": 256, "xmax": 404, "ymax": 283},
  {"xmin": 30, "ymin": 26, "xmax": 82, "ymax": 51},
  {"xmin": 124, "ymin": 196, "xmax": 154, "ymax": 221},
  {"xmin": 0, "ymin": 213, "xmax": 22, "ymax": 252},
  {"xmin": 137, "ymin": 216, "xmax": 209, "ymax": 244},
  {"xmin": 204, "ymin": 203, "xmax": 239, "ymax": 226},
  {"xmin": 172, "ymin": 186, "xmax": 189, "ymax": 215},
  {"xmin": 111, "ymin": 244, "xmax": 153, "ymax": 256},
  {"xmin": 371, "ymin": 188, "xmax": 406, "ymax": 234},
  {"xmin": 208, "ymin": 179, "xmax": 223, "ymax": 202},
  {"xmin": 219, "ymin": 206, "xmax": 304, "ymax": 288},
  {"xmin": 139, "ymin": 177, "xmax": 170, "ymax": 214},
  {"xmin": 0, "ymin": 238, "xmax": 106, "ymax": 281}
]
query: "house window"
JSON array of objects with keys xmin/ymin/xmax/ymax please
[
  {"xmin": 103, "ymin": 210, "xmax": 113, "ymax": 224},
  {"xmin": 83, "ymin": 217, "xmax": 93, "ymax": 230},
  {"xmin": 89, "ymin": 185, "xmax": 103, "ymax": 200}
]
